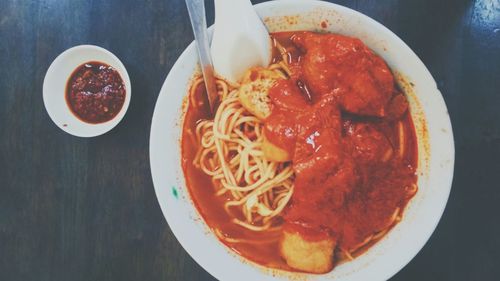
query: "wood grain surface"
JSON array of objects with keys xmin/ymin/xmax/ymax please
[{"xmin": 1, "ymin": 0, "xmax": 499, "ymax": 280}]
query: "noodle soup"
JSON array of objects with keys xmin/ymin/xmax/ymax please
[
  {"xmin": 149, "ymin": 1, "xmax": 454, "ymax": 280},
  {"xmin": 182, "ymin": 31, "xmax": 419, "ymax": 273}
]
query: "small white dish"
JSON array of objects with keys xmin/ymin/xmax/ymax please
[{"xmin": 43, "ymin": 45, "xmax": 131, "ymax": 137}]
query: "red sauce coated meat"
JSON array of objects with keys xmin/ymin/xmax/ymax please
[
  {"xmin": 66, "ymin": 61, "xmax": 126, "ymax": 123},
  {"xmin": 265, "ymin": 32, "xmax": 417, "ymax": 252}
]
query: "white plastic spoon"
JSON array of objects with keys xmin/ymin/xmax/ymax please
[{"xmin": 211, "ymin": 0, "xmax": 272, "ymax": 84}]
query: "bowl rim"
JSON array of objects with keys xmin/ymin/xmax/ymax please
[
  {"xmin": 43, "ymin": 44, "xmax": 131, "ymax": 137},
  {"xmin": 149, "ymin": 1, "xmax": 455, "ymax": 280}
]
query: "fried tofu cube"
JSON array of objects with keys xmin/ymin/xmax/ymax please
[
  {"xmin": 280, "ymin": 229, "xmax": 336, "ymax": 273},
  {"xmin": 262, "ymin": 130, "xmax": 291, "ymax": 162},
  {"xmin": 238, "ymin": 67, "xmax": 283, "ymax": 120}
]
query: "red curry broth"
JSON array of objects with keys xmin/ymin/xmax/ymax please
[{"xmin": 181, "ymin": 31, "xmax": 418, "ymax": 270}]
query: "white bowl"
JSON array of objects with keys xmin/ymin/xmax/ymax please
[
  {"xmin": 43, "ymin": 45, "xmax": 131, "ymax": 137},
  {"xmin": 149, "ymin": 1, "xmax": 454, "ymax": 280}
]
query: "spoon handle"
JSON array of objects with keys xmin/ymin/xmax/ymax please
[{"xmin": 185, "ymin": 0, "xmax": 218, "ymax": 113}]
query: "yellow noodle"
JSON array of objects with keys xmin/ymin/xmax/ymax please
[{"xmin": 192, "ymin": 65, "xmax": 295, "ymax": 232}]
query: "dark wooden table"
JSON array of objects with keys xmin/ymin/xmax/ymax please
[{"xmin": 1, "ymin": 0, "xmax": 499, "ymax": 280}]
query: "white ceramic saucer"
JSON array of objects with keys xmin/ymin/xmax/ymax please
[{"xmin": 43, "ymin": 45, "xmax": 131, "ymax": 137}]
